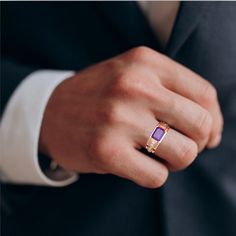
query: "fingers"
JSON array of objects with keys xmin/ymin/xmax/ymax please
[
  {"xmin": 135, "ymin": 116, "xmax": 198, "ymax": 171},
  {"xmin": 89, "ymin": 130, "xmax": 168, "ymax": 188},
  {"xmin": 110, "ymin": 147, "xmax": 169, "ymax": 189},
  {"xmin": 154, "ymin": 129, "xmax": 198, "ymax": 171},
  {"xmin": 151, "ymin": 87, "xmax": 213, "ymax": 151},
  {"xmin": 123, "ymin": 47, "xmax": 223, "ymax": 148},
  {"xmin": 156, "ymin": 56, "xmax": 223, "ymax": 148}
]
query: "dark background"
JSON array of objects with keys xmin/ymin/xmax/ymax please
[{"xmin": 1, "ymin": 2, "xmax": 236, "ymax": 236}]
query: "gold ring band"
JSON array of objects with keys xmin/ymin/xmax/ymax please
[{"xmin": 146, "ymin": 121, "xmax": 169, "ymax": 153}]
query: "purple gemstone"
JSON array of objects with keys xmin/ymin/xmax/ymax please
[{"xmin": 152, "ymin": 127, "xmax": 165, "ymax": 141}]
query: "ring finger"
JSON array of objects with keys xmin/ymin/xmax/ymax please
[{"xmin": 135, "ymin": 116, "xmax": 198, "ymax": 171}]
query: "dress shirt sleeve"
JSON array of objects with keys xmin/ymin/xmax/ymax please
[{"xmin": 0, "ymin": 70, "xmax": 79, "ymax": 187}]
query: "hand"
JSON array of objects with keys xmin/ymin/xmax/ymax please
[{"xmin": 39, "ymin": 46, "xmax": 223, "ymax": 188}]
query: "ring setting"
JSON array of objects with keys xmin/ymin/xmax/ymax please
[{"xmin": 146, "ymin": 121, "xmax": 169, "ymax": 153}]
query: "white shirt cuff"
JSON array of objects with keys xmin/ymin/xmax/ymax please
[{"xmin": 0, "ymin": 70, "xmax": 79, "ymax": 187}]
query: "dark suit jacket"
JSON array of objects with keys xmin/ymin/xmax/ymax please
[{"xmin": 1, "ymin": 2, "xmax": 236, "ymax": 236}]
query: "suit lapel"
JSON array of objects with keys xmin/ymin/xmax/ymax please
[
  {"xmin": 166, "ymin": 2, "xmax": 208, "ymax": 58},
  {"xmin": 94, "ymin": 2, "xmax": 160, "ymax": 50},
  {"xmin": 95, "ymin": 2, "xmax": 209, "ymax": 58}
]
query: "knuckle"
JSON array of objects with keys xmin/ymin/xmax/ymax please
[
  {"xmin": 103, "ymin": 59, "xmax": 120, "ymax": 72},
  {"xmin": 99, "ymin": 103, "xmax": 123, "ymax": 125},
  {"xmin": 200, "ymin": 81, "xmax": 217, "ymax": 105},
  {"xmin": 195, "ymin": 110, "xmax": 212, "ymax": 140},
  {"xmin": 111, "ymin": 71, "xmax": 134, "ymax": 96},
  {"xmin": 177, "ymin": 141, "xmax": 198, "ymax": 170},
  {"xmin": 111, "ymin": 71, "xmax": 145, "ymax": 99},
  {"xmin": 126, "ymin": 46, "xmax": 152, "ymax": 62}
]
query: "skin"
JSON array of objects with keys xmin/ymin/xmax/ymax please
[{"xmin": 39, "ymin": 46, "xmax": 223, "ymax": 188}]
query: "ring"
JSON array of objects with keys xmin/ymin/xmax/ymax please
[{"xmin": 145, "ymin": 121, "xmax": 170, "ymax": 153}]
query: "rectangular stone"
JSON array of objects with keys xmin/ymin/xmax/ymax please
[{"xmin": 152, "ymin": 127, "xmax": 165, "ymax": 141}]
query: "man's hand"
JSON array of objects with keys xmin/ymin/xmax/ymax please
[{"xmin": 39, "ymin": 46, "xmax": 223, "ymax": 188}]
